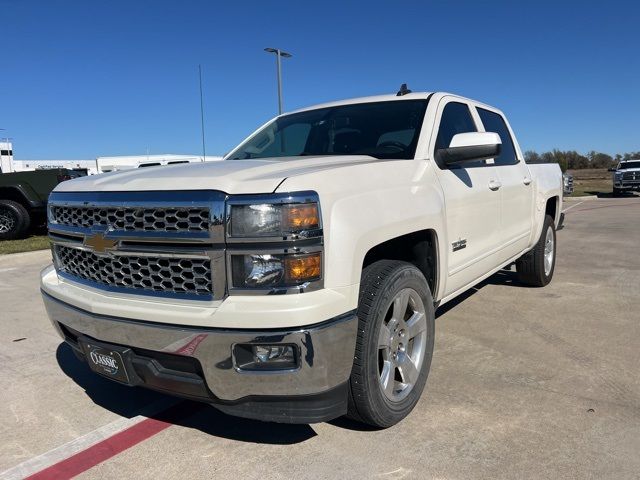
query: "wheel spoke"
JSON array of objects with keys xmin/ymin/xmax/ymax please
[
  {"xmin": 380, "ymin": 360, "xmax": 395, "ymax": 396},
  {"xmin": 378, "ymin": 323, "xmax": 392, "ymax": 349},
  {"xmin": 398, "ymin": 355, "xmax": 419, "ymax": 385},
  {"xmin": 392, "ymin": 289, "xmax": 410, "ymax": 321},
  {"xmin": 405, "ymin": 312, "xmax": 426, "ymax": 339}
]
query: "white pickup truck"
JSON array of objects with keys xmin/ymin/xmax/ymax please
[{"xmin": 41, "ymin": 90, "xmax": 562, "ymax": 427}]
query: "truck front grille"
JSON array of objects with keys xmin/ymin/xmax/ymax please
[
  {"xmin": 52, "ymin": 205, "xmax": 210, "ymax": 233},
  {"xmin": 54, "ymin": 245, "xmax": 213, "ymax": 297},
  {"xmin": 622, "ymin": 172, "xmax": 640, "ymax": 181}
]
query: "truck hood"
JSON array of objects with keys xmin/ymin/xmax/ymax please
[{"xmin": 54, "ymin": 156, "xmax": 380, "ymax": 194}]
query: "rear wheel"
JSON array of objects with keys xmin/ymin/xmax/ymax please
[
  {"xmin": 516, "ymin": 214, "xmax": 556, "ymax": 287},
  {"xmin": 0, "ymin": 200, "xmax": 31, "ymax": 240},
  {"xmin": 347, "ymin": 260, "xmax": 435, "ymax": 428}
]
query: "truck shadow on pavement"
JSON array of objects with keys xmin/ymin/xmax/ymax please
[
  {"xmin": 55, "ymin": 343, "xmax": 317, "ymax": 444},
  {"xmin": 435, "ymin": 268, "xmax": 525, "ymax": 318}
]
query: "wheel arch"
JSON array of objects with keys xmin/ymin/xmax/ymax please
[
  {"xmin": 0, "ymin": 185, "xmax": 36, "ymax": 211},
  {"xmin": 361, "ymin": 229, "xmax": 440, "ymax": 302},
  {"xmin": 545, "ymin": 195, "xmax": 560, "ymax": 226}
]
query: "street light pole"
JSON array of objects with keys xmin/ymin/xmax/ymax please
[{"xmin": 264, "ymin": 48, "xmax": 292, "ymax": 115}]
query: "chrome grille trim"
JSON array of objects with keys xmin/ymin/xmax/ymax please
[
  {"xmin": 47, "ymin": 191, "xmax": 227, "ymax": 301},
  {"xmin": 47, "ymin": 191, "xmax": 226, "ymax": 243},
  {"xmin": 52, "ymin": 205, "xmax": 210, "ymax": 233},
  {"xmin": 54, "ymin": 244, "xmax": 213, "ymax": 297}
]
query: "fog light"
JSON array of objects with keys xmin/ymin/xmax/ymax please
[
  {"xmin": 234, "ymin": 344, "xmax": 298, "ymax": 371},
  {"xmin": 253, "ymin": 345, "xmax": 294, "ymax": 363}
]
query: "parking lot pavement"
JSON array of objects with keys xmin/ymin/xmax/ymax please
[{"xmin": 1, "ymin": 196, "xmax": 639, "ymax": 480}]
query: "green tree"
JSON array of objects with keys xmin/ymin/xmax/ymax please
[{"xmin": 524, "ymin": 150, "xmax": 541, "ymax": 163}]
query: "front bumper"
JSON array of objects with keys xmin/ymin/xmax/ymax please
[
  {"xmin": 614, "ymin": 182, "xmax": 640, "ymax": 190},
  {"xmin": 42, "ymin": 291, "xmax": 358, "ymax": 423}
]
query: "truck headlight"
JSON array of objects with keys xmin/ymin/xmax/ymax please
[
  {"xmin": 231, "ymin": 252, "xmax": 322, "ymax": 288},
  {"xmin": 228, "ymin": 194, "xmax": 320, "ymax": 238},
  {"xmin": 226, "ymin": 192, "xmax": 323, "ymax": 292}
]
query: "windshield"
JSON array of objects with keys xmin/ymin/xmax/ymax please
[
  {"xmin": 227, "ymin": 100, "xmax": 429, "ymax": 160},
  {"xmin": 618, "ymin": 161, "xmax": 640, "ymax": 170}
]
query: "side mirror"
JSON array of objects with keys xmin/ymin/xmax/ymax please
[
  {"xmin": 436, "ymin": 132, "xmax": 502, "ymax": 166},
  {"xmin": 607, "ymin": 167, "xmax": 616, "ymax": 172}
]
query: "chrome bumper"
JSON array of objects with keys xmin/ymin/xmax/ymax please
[{"xmin": 42, "ymin": 292, "xmax": 357, "ymax": 403}]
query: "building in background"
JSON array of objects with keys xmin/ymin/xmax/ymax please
[
  {"xmin": 1, "ymin": 141, "xmax": 223, "ymax": 175},
  {"xmin": 96, "ymin": 154, "xmax": 222, "ymax": 173},
  {"xmin": 0, "ymin": 140, "xmax": 14, "ymax": 173},
  {"xmin": 11, "ymin": 158, "xmax": 98, "ymax": 174}
]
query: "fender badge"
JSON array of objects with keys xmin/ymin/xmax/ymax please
[{"xmin": 452, "ymin": 238, "xmax": 467, "ymax": 252}]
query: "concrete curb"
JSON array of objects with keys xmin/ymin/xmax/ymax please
[{"xmin": 564, "ymin": 195, "xmax": 598, "ymax": 201}]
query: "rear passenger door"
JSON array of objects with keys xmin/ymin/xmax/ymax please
[
  {"xmin": 431, "ymin": 99, "xmax": 503, "ymax": 296},
  {"xmin": 476, "ymin": 107, "xmax": 533, "ymax": 262}
]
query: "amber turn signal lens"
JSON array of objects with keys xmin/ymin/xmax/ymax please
[
  {"xmin": 283, "ymin": 204, "xmax": 320, "ymax": 231},
  {"xmin": 284, "ymin": 253, "xmax": 322, "ymax": 283}
]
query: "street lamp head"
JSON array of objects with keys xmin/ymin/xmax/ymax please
[{"xmin": 264, "ymin": 47, "xmax": 292, "ymax": 58}]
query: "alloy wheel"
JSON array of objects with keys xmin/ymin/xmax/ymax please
[{"xmin": 378, "ymin": 288, "xmax": 428, "ymax": 402}]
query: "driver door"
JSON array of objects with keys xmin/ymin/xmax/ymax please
[{"xmin": 431, "ymin": 99, "xmax": 503, "ymax": 296}]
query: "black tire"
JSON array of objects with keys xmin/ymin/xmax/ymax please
[
  {"xmin": 516, "ymin": 215, "xmax": 556, "ymax": 287},
  {"xmin": 0, "ymin": 200, "xmax": 31, "ymax": 240},
  {"xmin": 347, "ymin": 260, "xmax": 435, "ymax": 428},
  {"xmin": 613, "ymin": 187, "xmax": 621, "ymax": 197}
]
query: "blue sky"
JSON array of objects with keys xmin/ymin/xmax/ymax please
[{"xmin": 2, "ymin": 0, "xmax": 639, "ymax": 159}]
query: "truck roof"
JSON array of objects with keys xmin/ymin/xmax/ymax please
[
  {"xmin": 290, "ymin": 92, "xmax": 435, "ymax": 114},
  {"xmin": 288, "ymin": 91, "xmax": 498, "ymax": 115}
]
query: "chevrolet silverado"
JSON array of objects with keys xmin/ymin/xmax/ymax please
[{"xmin": 41, "ymin": 90, "xmax": 562, "ymax": 427}]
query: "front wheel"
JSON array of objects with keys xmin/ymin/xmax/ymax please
[
  {"xmin": 516, "ymin": 214, "xmax": 556, "ymax": 287},
  {"xmin": 347, "ymin": 260, "xmax": 435, "ymax": 428}
]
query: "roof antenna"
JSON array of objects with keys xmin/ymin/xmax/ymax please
[{"xmin": 396, "ymin": 83, "xmax": 412, "ymax": 96}]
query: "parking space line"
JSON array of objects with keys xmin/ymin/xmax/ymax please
[
  {"xmin": 0, "ymin": 398, "xmax": 182, "ymax": 480},
  {"xmin": 561, "ymin": 201, "xmax": 584, "ymax": 213},
  {"xmin": 575, "ymin": 201, "xmax": 640, "ymax": 212}
]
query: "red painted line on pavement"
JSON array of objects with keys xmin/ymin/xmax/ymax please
[{"xmin": 25, "ymin": 401, "xmax": 202, "ymax": 480}]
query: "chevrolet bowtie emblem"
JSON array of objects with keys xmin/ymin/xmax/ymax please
[{"xmin": 84, "ymin": 233, "xmax": 118, "ymax": 254}]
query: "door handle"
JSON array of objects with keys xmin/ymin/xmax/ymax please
[
  {"xmin": 523, "ymin": 177, "xmax": 532, "ymax": 185},
  {"xmin": 488, "ymin": 179, "xmax": 502, "ymax": 191}
]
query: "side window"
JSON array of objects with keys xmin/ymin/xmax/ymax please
[
  {"xmin": 434, "ymin": 102, "xmax": 477, "ymax": 151},
  {"xmin": 477, "ymin": 108, "xmax": 518, "ymax": 166}
]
